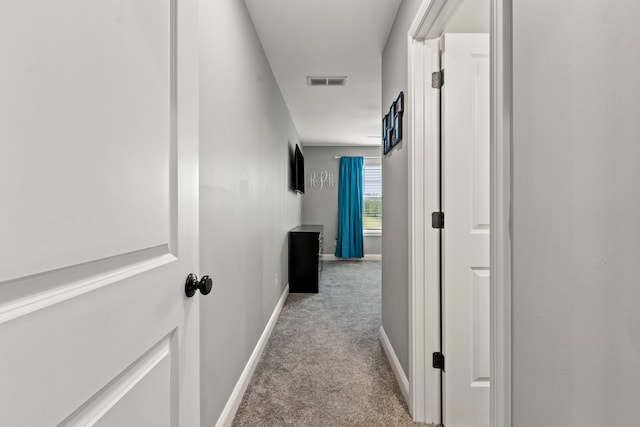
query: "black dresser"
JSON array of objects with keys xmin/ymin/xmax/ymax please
[{"xmin": 288, "ymin": 225, "xmax": 323, "ymax": 293}]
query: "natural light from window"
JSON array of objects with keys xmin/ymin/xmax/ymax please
[{"xmin": 363, "ymin": 159, "xmax": 382, "ymax": 233}]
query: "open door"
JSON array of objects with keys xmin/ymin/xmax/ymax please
[
  {"xmin": 0, "ymin": 1, "xmax": 201, "ymax": 425},
  {"xmin": 441, "ymin": 33, "xmax": 490, "ymax": 427}
]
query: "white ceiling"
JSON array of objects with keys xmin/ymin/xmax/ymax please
[{"xmin": 244, "ymin": 0, "xmax": 401, "ymax": 146}]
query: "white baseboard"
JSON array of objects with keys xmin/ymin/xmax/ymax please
[
  {"xmin": 379, "ymin": 325, "xmax": 410, "ymax": 405},
  {"xmin": 214, "ymin": 284, "xmax": 289, "ymax": 427},
  {"xmin": 323, "ymin": 254, "xmax": 382, "ymax": 261}
]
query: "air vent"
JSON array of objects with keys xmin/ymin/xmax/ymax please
[
  {"xmin": 306, "ymin": 76, "xmax": 347, "ymax": 87},
  {"xmin": 327, "ymin": 78, "xmax": 346, "ymax": 86},
  {"xmin": 308, "ymin": 78, "xmax": 327, "ymax": 86}
]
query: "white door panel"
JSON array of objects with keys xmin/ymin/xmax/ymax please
[
  {"xmin": 92, "ymin": 357, "xmax": 172, "ymax": 427},
  {"xmin": 470, "ymin": 267, "xmax": 490, "ymax": 387},
  {"xmin": 60, "ymin": 333, "xmax": 174, "ymax": 427},
  {"xmin": 0, "ymin": 0, "xmax": 200, "ymax": 425},
  {"xmin": 0, "ymin": 0, "xmax": 172, "ymax": 282},
  {"xmin": 442, "ymin": 33, "xmax": 490, "ymax": 427}
]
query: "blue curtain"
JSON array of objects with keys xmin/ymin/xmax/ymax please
[{"xmin": 335, "ymin": 156, "xmax": 364, "ymax": 258}]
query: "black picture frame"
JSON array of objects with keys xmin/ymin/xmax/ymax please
[
  {"xmin": 382, "ymin": 113, "xmax": 390, "ymax": 154},
  {"xmin": 383, "ymin": 91, "xmax": 404, "ymax": 155}
]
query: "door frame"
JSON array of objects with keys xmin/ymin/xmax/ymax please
[{"xmin": 406, "ymin": 0, "xmax": 512, "ymax": 425}]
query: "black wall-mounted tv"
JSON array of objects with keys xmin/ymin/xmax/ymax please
[{"xmin": 293, "ymin": 144, "xmax": 305, "ymax": 194}]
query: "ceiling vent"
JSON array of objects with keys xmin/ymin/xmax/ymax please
[{"xmin": 307, "ymin": 76, "xmax": 347, "ymax": 87}]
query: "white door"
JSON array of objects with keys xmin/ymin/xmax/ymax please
[
  {"xmin": 0, "ymin": 1, "xmax": 200, "ymax": 425},
  {"xmin": 442, "ymin": 33, "xmax": 490, "ymax": 427}
]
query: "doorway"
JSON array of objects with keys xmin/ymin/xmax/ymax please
[{"xmin": 407, "ymin": 0, "xmax": 506, "ymax": 425}]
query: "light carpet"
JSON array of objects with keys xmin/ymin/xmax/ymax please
[{"xmin": 232, "ymin": 261, "xmax": 421, "ymax": 427}]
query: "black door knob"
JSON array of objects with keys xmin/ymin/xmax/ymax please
[{"xmin": 185, "ymin": 273, "xmax": 213, "ymax": 297}]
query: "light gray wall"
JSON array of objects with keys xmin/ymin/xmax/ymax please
[
  {"xmin": 302, "ymin": 146, "xmax": 382, "ymax": 255},
  {"xmin": 199, "ymin": 0, "xmax": 302, "ymax": 425},
  {"xmin": 512, "ymin": 1, "xmax": 640, "ymax": 425},
  {"xmin": 381, "ymin": 0, "xmax": 423, "ymax": 378}
]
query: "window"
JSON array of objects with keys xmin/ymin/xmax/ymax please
[{"xmin": 363, "ymin": 159, "xmax": 382, "ymax": 233}]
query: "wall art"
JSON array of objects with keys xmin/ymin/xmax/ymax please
[
  {"xmin": 383, "ymin": 91, "xmax": 404, "ymax": 155},
  {"xmin": 307, "ymin": 168, "xmax": 335, "ymax": 191}
]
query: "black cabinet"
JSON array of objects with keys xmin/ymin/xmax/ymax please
[{"xmin": 289, "ymin": 225, "xmax": 323, "ymax": 293}]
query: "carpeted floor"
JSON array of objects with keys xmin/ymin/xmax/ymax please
[{"xmin": 232, "ymin": 261, "xmax": 421, "ymax": 427}]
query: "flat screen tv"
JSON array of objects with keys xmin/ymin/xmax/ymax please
[{"xmin": 294, "ymin": 144, "xmax": 305, "ymax": 194}]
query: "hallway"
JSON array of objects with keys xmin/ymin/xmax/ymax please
[{"xmin": 232, "ymin": 262, "xmax": 418, "ymax": 426}]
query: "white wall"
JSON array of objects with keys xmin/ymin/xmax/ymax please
[
  {"xmin": 199, "ymin": 0, "xmax": 302, "ymax": 424},
  {"xmin": 445, "ymin": 0, "xmax": 489, "ymax": 34},
  {"xmin": 381, "ymin": 0, "xmax": 423, "ymax": 378},
  {"xmin": 512, "ymin": 1, "xmax": 640, "ymax": 425}
]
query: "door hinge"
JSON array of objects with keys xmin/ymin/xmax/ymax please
[
  {"xmin": 432, "ymin": 352, "xmax": 445, "ymax": 370},
  {"xmin": 432, "ymin": 212, "xmax": 444, "ymax": 229},
  {"xmin": 432, "ymin": 70, "xmax": 444, "ymax": 89}
]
